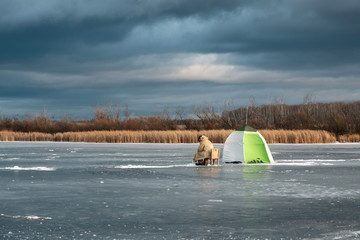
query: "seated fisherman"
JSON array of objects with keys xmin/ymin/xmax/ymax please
[{"xmin": 193, "ymin": 135, "xmax": 214, "ymax": 165}]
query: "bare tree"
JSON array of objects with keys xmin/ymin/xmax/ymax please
[
  {"xmin": 158, "ymin": 106, "xmax": 171, "ymax": 121},
  {"xmin": 303, "ymin": 93, "xmax": 317, "ymax": 105},
  {"xmin": 124, "ymin": 105, "xmax": 133, "ymax": 121},
  {"xmin": 175, "ymin": 106, "xmax": 185, "ymax": 122},
  {"xmin": 106, "ymin": 104, "xmax": 121, "ymax": 121},
  {"xmin": 94, "ymin": 105, "xmax": 108, "ymax": 120}
]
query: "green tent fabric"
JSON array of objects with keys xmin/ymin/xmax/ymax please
[{"xmin": 222, "ymin": 126, "xmax": 274, "ymax": 164}]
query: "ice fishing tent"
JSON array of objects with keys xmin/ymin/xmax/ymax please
[{"xmin": 222, "ymin": 126, "xmax": 274, "ymax": 164}]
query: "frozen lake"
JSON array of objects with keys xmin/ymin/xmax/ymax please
[{"xmin": 1, "ymin": 142, "xmax": 360, "ymax": 239}]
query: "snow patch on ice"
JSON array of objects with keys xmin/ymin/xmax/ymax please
[
  {"xmin": 1, "ymin": 213, "xmax": 52, "ymax": 220},
  {"xmin": 250, "ymin": 182, "xmax": 360, "ymax": 199},
  {"xmin": 208, "ymin": 199, "xmax": 223, "ymax": 203},
  {"xmin": 0, "ymin": 166, "xmax": 55, "ymax": 171},
  {"xmin": 114, "ymin": 163, "xmax": 194, "ymax": 169},
  {"xmin": 279, "ymin": 159, "xmax": 345, "ymax": 162},
  {"xmin": 274, "ymin": 160, "xmax": 338, "ymax": 166},
  {"xmin": 275, "ymin": 162, "xmax": 334, "ymax": 166},
  {"xmin": 318, "ymin": 230, "xmax": 360, "ymax": 240}
]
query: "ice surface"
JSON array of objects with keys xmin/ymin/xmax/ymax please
[{"xmin": 0, "ymin": 142, "xmax": 359, "ymax": 239}]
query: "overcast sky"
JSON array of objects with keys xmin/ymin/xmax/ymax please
[{"xmin": 1, "ymin": 0, "xmax": 360, "ymax": 119}]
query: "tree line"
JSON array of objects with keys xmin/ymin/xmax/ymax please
[
  {"xmin": 201, "ymin": 100, "xmax": 360, "ymax": 136},
  {"xmin": 1, "ymin": 101, "xmax": 360, "ymax": 136}
]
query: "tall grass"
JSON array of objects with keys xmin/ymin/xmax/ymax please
[
  {"xmin": 53, "ymin": 130, "xmax": 233, "ymax": 143},
  {"xmin": 0, "ymin": 131, "xmax": 53, "ymax": 142},
  {"xmin": 0, "ymin": 129, "xmax": 341, "ymax": 143},
  {"xmin": 259, "ymin": 130, "xmax": 336, "ymax": 144},
  {"xmin": 338, "ymin": 134, "xmax": 360, "ymax": 143}
]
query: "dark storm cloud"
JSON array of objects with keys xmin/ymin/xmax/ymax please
[
  {"xmin": 1, "ymin": 0, "xmax": 360, "ymax": 117},
  {"xmin": 2, "ymin": 0, "xmax": 360, "ymax": 70},
  {"xmin": 0, "ymin": 0, "xmax": 244, "ymax": 62},
  {"xmin": 198, "ymin": 0, "xmax": 360, "ymax": 70}
]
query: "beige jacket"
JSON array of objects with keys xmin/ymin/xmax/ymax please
[{"xmin": 193, "ymin": 136, "xmax": 214, "ymax": 161}]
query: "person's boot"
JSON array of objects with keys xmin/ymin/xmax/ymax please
[{"xmin": 195, "ymin": 160, "xmax": 204, "ymax": 165}]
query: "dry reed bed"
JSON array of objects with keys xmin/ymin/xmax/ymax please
[
  {"xmin": 0, "ymin": 131, "xmax": 53, "ymax": 142},
  {"xmin": 0, "ymin": 129, "xmax": 342, "ymax": 143},
  {"xmin": 259, "ymin": 130, "xmax": 336, "ymax": 144},
  {"xmin": 338, "ymin": 134, "xmax": 360, "ymax": 143},
  {"xmin": 53, "ymin": 130, "xmax": 232, "ymax": 143}
]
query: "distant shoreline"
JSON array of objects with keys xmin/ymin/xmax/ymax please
[{"xmin": 1, "ymin": 129, "xmax": 359, "ymax": 144}]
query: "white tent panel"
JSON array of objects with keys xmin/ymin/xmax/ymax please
[{"xmin": 222, "ymin": 131, "xmax": 244, "ymax": 163}]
